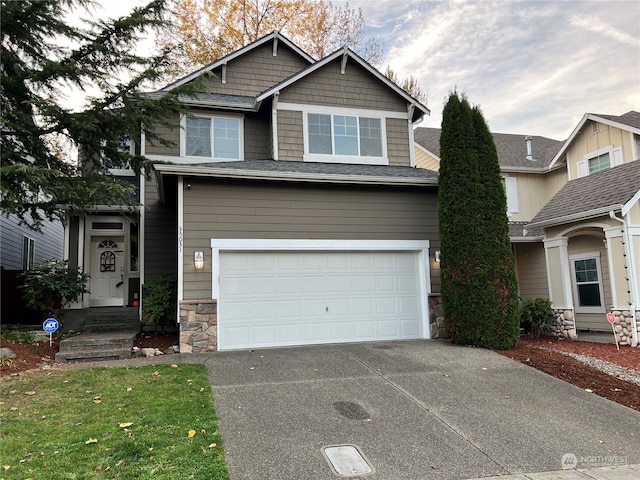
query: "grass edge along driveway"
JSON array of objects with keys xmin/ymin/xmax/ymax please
[{"xmin": 0, "ymin": 364, "xmax": 229, "ymax": 480}]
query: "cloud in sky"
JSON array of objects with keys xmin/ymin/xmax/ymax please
[{"xmin": 348, "ymin": 0, "xmax": 640, "ymax": 139}]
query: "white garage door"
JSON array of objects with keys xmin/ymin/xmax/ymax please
[{"xmin": 218, "ymin": 251, "xmax": 425, "ymax": 350}]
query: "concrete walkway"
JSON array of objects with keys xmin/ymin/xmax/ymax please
[{"xmin": 60, "ymin": 340, "xmax": 640, "ymax": 479}]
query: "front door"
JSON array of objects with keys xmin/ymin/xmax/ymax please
[{"xmin": 90, "ymin": 236, "xmax": 125, "ymax": 307}]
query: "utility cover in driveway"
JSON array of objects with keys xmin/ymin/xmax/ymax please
[
  {"xmin": 323, "ymin": 445, "xmax": 373, "ymax": 477},
  {"xmin": 219, "ymin": 251, "xmax": 424, "ymax": 350}
]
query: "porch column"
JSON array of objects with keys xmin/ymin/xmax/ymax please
[{"xmin": 543, "ymin": 236, "xmax": 576, "ymax": 339}]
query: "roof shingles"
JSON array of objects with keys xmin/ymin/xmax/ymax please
[{"xmin": 528, "ymin": 161, "xmax": 640, "ymax": 227}]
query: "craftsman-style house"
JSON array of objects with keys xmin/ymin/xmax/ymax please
[{"xmin": 63, "ymin": 32, "xmax": 440, "ymax": 352}]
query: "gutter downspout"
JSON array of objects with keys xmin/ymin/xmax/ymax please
[{"xmin": 610, "ymin": 210, "xmax": 638, "ymax": 347}]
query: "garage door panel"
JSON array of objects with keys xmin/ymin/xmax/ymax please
[{"xmin": 219, "ymin": 250, "xmax": 425, "ymax": 350}]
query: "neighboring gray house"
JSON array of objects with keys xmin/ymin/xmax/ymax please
[
  {"xmin": 1, "ymin": 213, "xmax": 64, "ymax": 322},
  {"xmin": 63, "ymin": 32, "xmax": 440, "ymax": 352}
]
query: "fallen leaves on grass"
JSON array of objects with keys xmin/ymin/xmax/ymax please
[
  {"xmin": 85, "ymin": 438, "xmax": 98, "ymax": 445},
  {"xmin": 188, "ymin": 430, "xmax": 196, "ymax": 438}
]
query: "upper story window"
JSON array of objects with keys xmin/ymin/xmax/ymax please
[
  {"xmin": 577, "ymin": 145, "xmax": 623, "ymax": 178},
  {"xmin": 184, "ymin": 115, "xmax": 241, "ymax": 160},
  {"xmin": 105, "ymin": 135, "xmax": 134, "ymax": 176},
  {"xmin": 501, "ymin": 177, "xmax": 519, "ymax": 216},
  {"xmin": 304, "ymin": 110, "xmax": 387, "ymax": 165},
  {"xmin": 588, "ymin": 152, "xmax": 610, "ymax": 174}
]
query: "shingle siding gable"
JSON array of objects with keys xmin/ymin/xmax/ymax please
[
  {"xmin": 201, "ymin": 43, "xmax": 311, "ymax": 97},
  {"xmin": 278, "ymin": 59, "xmax": 407, "ymax": 112}
]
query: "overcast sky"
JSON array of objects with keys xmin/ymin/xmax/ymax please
[
  {"xmin": 347, "ymin": 0, "xmax": 640, "ymax": 140},
  {"xmin": 80, "ymin": 0, "xmax": 639, "ymax": 140}
]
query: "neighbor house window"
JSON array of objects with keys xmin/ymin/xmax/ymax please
[
  {"xmin": 307, "ymin": 113, "xmax": 383, "ymax": 159},
  {"xmin": 501, "ymin": 177, "xmax": 519, "ymax": 215},
  {"xmin": 577, "ymin": 145, "xmax": 623, "ymax": 178},
  {"xmin": 22, "ymin": 236, "xmax": 35, "ymax": 271},
  {"xmin": 588, "ymin": 152, "xmax": 610, "ymax": 174},
  {"xmin": 571, "ymin": 255, "xmax": 605, "ymax": 313},
  {"xmin": 185, "ymin": 116, "xmax": 240, "ymax": 160}
]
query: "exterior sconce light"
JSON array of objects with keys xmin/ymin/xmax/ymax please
[
  {"xmin": 435, "ymin": 250, "xmax": 441, "ymax": 263},
  {"xmin": 194, "ymin": 251, "xmax": 204, "ymax": 270}
]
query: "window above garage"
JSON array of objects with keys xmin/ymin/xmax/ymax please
[{"xmin": 300, "ymin": 106, "xmax": 390, "ymax": 166}]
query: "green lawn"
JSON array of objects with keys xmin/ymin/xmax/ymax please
[{"xmin": 0, "ymin": 364, "xmax": 229, "ymax": 479}]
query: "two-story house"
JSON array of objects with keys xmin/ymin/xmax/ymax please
[
  {"xmin": 415, "ymin": 111, "xmax": 640, "ymax": 346},
  {"xmin": 63, "ymin": 32, "xmax": 440, "ymax": 352},
  {"xmin": 528, "ymin": 111, "xmax": 640, "ymax": 346}
]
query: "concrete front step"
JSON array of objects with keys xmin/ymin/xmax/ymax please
[
  {"xmin": 83, "ymin": 322, "xmax": 140, "ymax": 333},
  {"xmin": 56, "ymin": 332, "xmax": 137, "ymax": 363}
]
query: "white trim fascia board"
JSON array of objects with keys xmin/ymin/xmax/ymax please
[
  {"xmin": 154, "ymin": 163, "xmax": 438, "ymax": 186},
  {"xmin": 622, "ymin": 188, "xmax": 640, "ymax": 216},
  {"xmin": 549, "ymin": 113, "xmax": 640, "ymax": 170},
  {"xmin": 58, "ymin": 204, "xmax": 141, "ymax": 213},
  {"xmin": 414, "ymin": 142, "xmax": 440, "ymax": 161},
  {"xmin": 589, "ymin": 114, "xmax": 640, "ymax": 136},
  {"xmin": 211, "ymin": 238, "xmax": 430, "ymax": 250},
  {"xmin": 510, "ymin": 236, "xmax": 544, "ymax": 242},
  {"xmin": 558, "ymin": 240, "xmax": 574, "ymax": 310},
  {"xmin": 549, "ymin": 114, "xmax": 588, "ymax": 170},
  {"xmin": 500, "ymin": 165, "xmax": 552, "ymax": 174},
  {"xmin": 278, "ymin": 102, "xmax": 408, "ymax": 119},
  {"xmin": 162, "ymin": 32, "xmax": 314, "ymax": 92},
  {"xmin": 628, "ymin": 226, "xmax": 640, "ymax": 236},
  {"xmin": 408, "ymin": 106, "xmax": 416, "ymax": 168},
  {"xmin": 177, "ymin": 177, "xmax": 184, "ymax": 324},
  {"xmin": 604, "ymin": 225, "xmax": 624, "ymax": 239},
  {"xmin": 256, "ymin": 49, "xmax": 430, "ymax": 119},
  {"xmin": 528, "ymin": 205, "xmax": 624, "ymax": 229},
  {"xmin": 605, "ymin": 233, "xmax": 619, "ymax": 307}
]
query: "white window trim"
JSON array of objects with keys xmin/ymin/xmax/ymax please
[
  {"xmin": 502, "ymin": 176, "xmax": 519, "ymax": 216},
  {"xmin": 576, "ymin": 144, "xmax": 622, "ymax": 178},
  {"xmin": 570, "ymin": 252, "xmax": 606, "ymax": 314},
  {"xmin": 22, "ymin": 235, "xmax": 35, "ymax": 271},
  {"xmin": 180, "ymin": 113, "xmax": 245, "ymax": 162},
  {"xmin": 104, "ymin": 136, "xmax": 135, "ymax": 176},
  {"xmin": 279, "ymin": 103, "xmax": 392, "ymax": 166}
]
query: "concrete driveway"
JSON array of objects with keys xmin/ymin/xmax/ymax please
[{"xmin": 204, "ymin": 340, "xmax": 640, "ymax": 479}]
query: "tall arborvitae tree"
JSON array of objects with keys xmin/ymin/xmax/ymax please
[
  {"xmin": 438, "ymin": 92, "xmax": 519, "ymax": 349},
  {"xmin": 1, "ymin": 0, "xmax": 200, "ymax": 230}
]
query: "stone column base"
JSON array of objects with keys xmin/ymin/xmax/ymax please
[{"xmin": 179, "ymin": 300, "xmax": 217, "ymax": 353}]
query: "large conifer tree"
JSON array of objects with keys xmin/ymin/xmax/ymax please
[
  {"xmin": 438, "ymin": 92, "xmax": 519, "ymax": 349},
  {"xmin": 1, "ymin": 0, "xmax": 199, "ymax": 229}
]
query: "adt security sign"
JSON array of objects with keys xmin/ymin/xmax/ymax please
[{"xmin": 43, "ymin": 318, "xmax": 59, "ymax": 346}]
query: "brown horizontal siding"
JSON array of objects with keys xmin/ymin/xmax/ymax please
[
  {"xmin": 279, "ymin": 59, "xmax": 407, "ymax": 112},
  {"xmin": 202, "ymin": 44, "xmax": 310, "ymax": 97},
  {"xmin": 514, "ymin": 242, "xmax": 549, "ymax": 299},
  {"xmin": 182, "ymin": 179, "xmax": 440, "ymax": 299},
  {"xmin": 144, "ymin": 176, "xmax": 177, "ymax": 283}
]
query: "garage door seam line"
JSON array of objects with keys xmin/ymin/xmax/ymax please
[{"xmin": 345, "ymin": 351, "xmax": 510, "ymax": 475}]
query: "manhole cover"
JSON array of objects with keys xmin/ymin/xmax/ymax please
[
  {"xmin": 323, "ymin": 445, "xmax": 373, "ymax": 477},
  {"xmin": 333, "ymin": 401, "xmax": 370, "ymax": 420}
]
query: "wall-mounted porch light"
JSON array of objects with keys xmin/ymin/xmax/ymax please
[
  {"xmin": 435, "ymin": 250, "xmax": 441, "ymax": 263},
  {"xmin": 194, "ymin": 251, "xmax": 204, "ymax": 270}
]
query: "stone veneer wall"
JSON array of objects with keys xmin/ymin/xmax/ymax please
[
  {"xmin": 428, "ymin": 294, "xmax": 445, "ymax": 339},
  {"xmin": 550, "ymin": 309, "xmax": 577, "ymax": 340},
  {"xmin": 179, "ymin": 300, "xmax": 217, "ymax": 353},
  {"xmin": 610, "ymin": 310, "xmax": 640, "ymax": 346}
]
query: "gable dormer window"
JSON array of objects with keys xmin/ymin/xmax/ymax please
[
  {"xmin": 576, "ymin": 145, "xmax": 623, "ymax": 177},
  {"xmin": 304, "ymin": 109, "xmax": 387, "ymax": 165},
  {"xmin": 182, "ymin": 114, "xmax": 242, "ymax": 160}
]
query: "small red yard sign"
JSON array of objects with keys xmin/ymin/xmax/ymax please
[{"xmin": 606, "ymin": 313, "xmax": 619, "ymax": 351}]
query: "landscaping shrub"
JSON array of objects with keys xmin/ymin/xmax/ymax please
[
  {"xmin": 520, "ymin": 297, "xmax": 554, "ymax": 338},
  {"xmin": 142, "ymin": 273, "xmax": 177, "ymax": 331}
]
